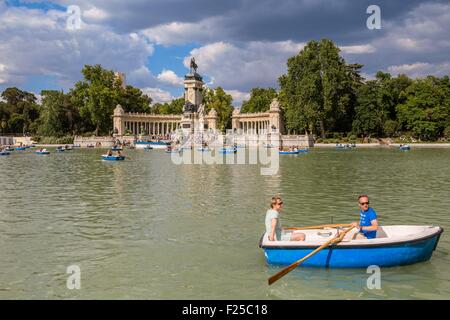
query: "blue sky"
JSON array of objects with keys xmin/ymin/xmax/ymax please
[{"xmin": 1, "ymin": 0, "xmax": 449, "ymax": 106}]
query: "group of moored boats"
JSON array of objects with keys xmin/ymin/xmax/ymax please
[{"xmin": 0, "ymin": 144, "xmax": 76, "ymax": 156}]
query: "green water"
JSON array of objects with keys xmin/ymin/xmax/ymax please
[{"xmin": 0, "ymin": 147, "xmax": 449, "ymax": 299}]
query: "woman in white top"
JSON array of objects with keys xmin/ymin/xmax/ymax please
[{"xmin": 265, "ymin": 196, "xmax": 306, "ymax": 241}]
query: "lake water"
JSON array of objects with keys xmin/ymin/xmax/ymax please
[{"xmin": 0, "ymin": 147, "xmax": 449, "ymax": 299}]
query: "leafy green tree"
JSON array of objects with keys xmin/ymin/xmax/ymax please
[
  {"xmin": 241, "ymin": 88, "xmax": 277, "ymax": 113},
  {"xmin": 151, "ymin": 97, "xmax": 184, "ymax": 115},
  {"xmin": 38, "ymin": 90, "xmax": 79, "ymax": 136},
  {"xmin": 119, "ymin": 86, "xmax": 152, "ymax": 113},
  {"xmin": 279, "ymin": 39, "xmax": 362, "ymax": 137},
  {"xmin": 0, "ymin": 87, "xmax": 39, "ymax": 135},
  {"xmin": 202, "ymin": 87, "xmax": 233, "ymax": 131},
  {"xmin": 352, "ymin": 81, "xmax": 385, "ymax": 138},
  {"xmin": 8, "ymin": 113, "xmax": 25, "ymax": 134},
  {"xmin": 397, "ymin": 76, "xmax": 450, "ymax": 140},
  {"xmin": 70, "ymin": 65, "xmax": 123, "ymax": 136}
]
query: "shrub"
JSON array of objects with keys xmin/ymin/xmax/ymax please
[
  {"xmin": 444, "ymin": 126, "xmax": 450, "ymax": 139},
  {"xmin": 35, "ymin": 136, "xmax": 74, "ymax": 144},
  {"xmin": 384, "ymin": 120, "xmax": 398, "ymax": 137}
]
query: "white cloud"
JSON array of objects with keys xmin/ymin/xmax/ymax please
[
  {"xmin": 141, "ymin": 19, "xmax": 220, "ymax": 46},
  {"xmin": 340, "ymin": 44, "xmax": 376, "ymax": 54},
  {"xmin": 157, "ymin": 69, "xmax": 184, "ymax": 86},
  {"xmin": 387, "ymin": 62, "xmax": 450, "ymax": 78},
  {"xmin": 142, "ymin": 87, "xmax": 175, "ymax": 104},
  {"xmin": 83, "ymin": 6, "xmax": 109, "ymax": 21},
  {"xmin": 225, "ymin": 89, "xmax": 250, "ymax": 107},
  {"xmin": 0, "ymin": 5, "xmax": 154, "ymax": 89},
  {"xmin": 183, "ymin": 40, "xmax": 305, "ymax": 91}
]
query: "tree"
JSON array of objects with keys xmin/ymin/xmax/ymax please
[
  {"xmin": 241, "ymin": 88, "xmax": 277, "ymax": 113},
  {"xmin": 70, "ymin": 65, "xmax": 122, "ymax": 136},
  {"xmin": 279, "ymin": 39, "xmax": 362, "ymax": 137},
  {"xmin": 396, "ymin": 76, "xmax": 450, "ymax": 140},
  {"xmin": 119, "ymin": 86, "xmax": 152, "ymax": 113},
  {"xmin": 352, "ymin": 81, "xmax": 386, "ymax": 138},
  {"xmin": 0, "ymin": 87, "xmax": 39, "ymax": 135},
  {"xmin": 202, "ymin": 87, "xmax": 233, "ymax": 131},
  {"xmin": 151, "ymin": 98, "xmax": 184, "ymax": 115},
  {"xmin": 38, "ymin": 90, "xmax": 79, "ymax": 137}
]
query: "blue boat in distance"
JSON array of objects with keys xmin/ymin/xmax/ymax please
[
  {"xmin": 279, "ymin": 149, "xmax": 308, "ymax": 155},
  {"xmin": 399, "ymin": 144, "xmax": 411, "ymax": 151},
  {"xmin": 15, "ymin": 147, "xmax": 26, "ymax": 151},
  {"xmin": 260, "ymin": 225, "xmax": 443, "ymax": 268},
  {"xmin": 219, "ymin": 147, "xmax": 237, "ymax": 154},
  {"xmin": 35, "ymin": 151, "xmax": 50, "ymax": 155},
  {"xmin": 102, "ymin": 155, "xmax": 125, "ymax": 161},
  {"xmin": 136, "ymin": 140, "xmax": 170, "ymax": 149}
]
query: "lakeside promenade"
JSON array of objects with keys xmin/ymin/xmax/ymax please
[{"xmin": 314, "ymin": 143, "xmax": 450, "ymax": 148}]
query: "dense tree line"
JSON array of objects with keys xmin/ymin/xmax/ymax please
[
  {"xmin": 240, "ymin": 39, "xmax": 449, "ymax": 141},
  {"xmin": 0, "ymin": 65, "xmax": 152, "ymax": 137},
  {"xmin": 1, "ymin": 43, "xmax": 449, "ymax": 140}
]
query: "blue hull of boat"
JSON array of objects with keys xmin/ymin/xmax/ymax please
[
  {"xmin": 102, "ymin": 156, "xmax": 125, "ymax": 161},
  {"xmin": 219, "ymin": 149, "xmax": 237, "ymax": 154},
  {"xmin": 0, "ymin": 152, "xmax": 11, "ymax": 156},
  {"xmin": 261, "ymin": 231, "xmax": 442, "ymax": 268},
  {"xmin": 279, "ymin": 151, "xmax": 302, "ymax": 155},
  {"xmin": 15, "ymin": 148, "xmax": 26, "ymax": 151}
]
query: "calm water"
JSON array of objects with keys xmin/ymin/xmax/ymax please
[{"xmin": 0, "ymin": 147, "xmax": 449, "ymax": 299}]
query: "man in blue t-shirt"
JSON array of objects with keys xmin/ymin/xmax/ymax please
[{"xmin": 351, "ymin": 195, "xmax": 379, "ymax": 239}]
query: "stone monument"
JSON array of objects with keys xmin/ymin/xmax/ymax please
[{"xmin": 181, "ymin": 57, "xmax": 205, "ymax": 136}]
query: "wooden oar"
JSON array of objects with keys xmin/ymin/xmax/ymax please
[
  {"xmin": 268, "ymin": 226, "xmax": 355, "ymax": 285},
  {"xmin": 283, "ymin": 223, "xmax": 352, "ymax": 231}
]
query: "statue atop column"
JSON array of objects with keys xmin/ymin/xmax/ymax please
[{"xmin": 190, "ymin": 57, "xmax": 198, "ymax": 74}]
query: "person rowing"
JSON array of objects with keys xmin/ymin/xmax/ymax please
[
  {"xmin": 351, "ymin": 194, "xmax": 379, "ymax": 239},
  {"xmin": 265, "ymin": 196, "xmax": 306, "ymax": 241}
]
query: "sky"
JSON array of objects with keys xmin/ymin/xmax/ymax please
[{"xmin": 0, "ymin": 0, "xmax": 449, "ymax": 106}]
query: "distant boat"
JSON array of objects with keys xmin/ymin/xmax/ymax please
[
  {"xmin": 4, "ymin": 147, "xmax": 14, "ymax": 152},
  {"xmin": 399, "ymin": 144, "xmax": 411, "ymax": 151},
  {"xmin": 165, "ymin": 148, "xmax": 181, "ymax": 154},
  {"xmin": 136, "ymin": 141, "xmax": 170, "ymax": 149},
  {"xmin": 35, "ymin": 150, "xmax": 50, "ymax": 155},
  {"xmin": 15, "ymin": 147, "xmax": 26, "ymax": 151},
  {"xmin": 336, "ymin": 143, "xmax": 356, "ymax": 150},
  {"xmin": 56, "ymin": 147, "xmax": 66, "ymax": 152},
  {"xmin": 102, "ymin": 155, "xmax": 125, "ymax": 161},
  {"xmin": 219, "ymin": 147, "xmax": 237, "ymax": 154},
  {"xmin": 279, "ymin": 150, "xmax": 302, "ymax": 155},
  {"xmin": 144, "ymin": 146, "xmax": 153, "ymax": 151},
  {"xmin": 260, "ymin": 225, "xmax": 443, "ymax": 268},
  {"xmin": 111, "ymin": 146, "xmax": 123, "ymax": 151}
]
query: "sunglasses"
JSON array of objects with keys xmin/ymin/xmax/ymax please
[{"xmin": 359, "ymin": 202, "xmax": 369, "ymax": 205}]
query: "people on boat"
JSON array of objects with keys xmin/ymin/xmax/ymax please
[
  {"xmin": 351, "ymin": 195, "xmax": 379, "ymax": 239},
  {"xmin": 107, "ymin": 149, "xmax": 113, "ymax": 156},
  {"xmin": 117, "ymin": 150, "xmax": 122, "ymax": 157},
  {"xmin": 265, "ymin": 196, "xmax": 306, "ymax": 241}
]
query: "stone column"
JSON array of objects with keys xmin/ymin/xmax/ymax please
[{"xmin": 113, "ymin": 105, "xmax": 125, "ymax": 136}]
